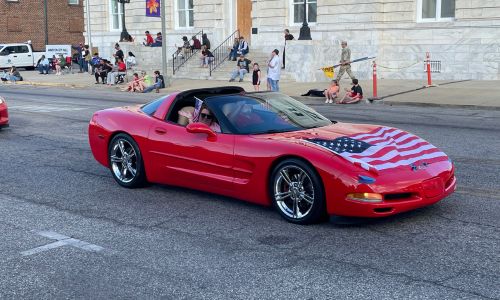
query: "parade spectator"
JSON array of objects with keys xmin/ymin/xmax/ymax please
[
  {"xmin": 338, "ymin": 79, "xmax": 363, "ymax": 104},
  {"xmin": 174, "ymin": 36, "xmax": 189, "ymax": 59},
  {"xmin": 237, "ymin": 36, "xmax": 249, "ymax": 56},
  {"xmin": 72, "ymin": 42, "xmax": 84, "ymax": 73},
  {"xmin": 113, "ymin": 43, "xmax": 124, "ymax": 63},
  {"xmin": 143, "ymin": 70, "xmax": 165, "ymax": 93},
  {"xmin": 267, "ymin": 49, "xmax": 281, "ymax": 91},
  {"xmin": 122, "ymin": 73, "xmax": 146, "ymax": 92},
  {"xmin": 126, "ymin": 52, "xmax": 137, "ymax": 69},
  {"xmin": 324, "ymin": 80, "xmax": 340, "ymax": 103},
  {"xmin": 336, "ymin": 41, "xmax": 356, "ymax": 82},
  {"xmin": 94, "ymin": 59, "xmax": 108, "ymax": 84},
  {"xmin": 107, "ymin": 58, "xmax": 126, "ymax": 85},
  {"xmin": 60, "ymin": 54, "xmax": 68, "ymax": 74},
  {"xmin": 228, "ymin": 37, "xmax": 239, "ymax": 61},
  {"xmin": 229, "ymin": 55, "xmax": 251, "ymax": 82},
  {"xmin": 0, "ymin": 70, "xmax": 7, "ymax": 82},
  {"xmin": 38, "ymin": 55, "xmax": 50, "ymax": 74},
  {"xmin": 183, "ymin": 36, "xmax": 191, "ymax": 52},
  {"xmin": 200, "ymin": 45, "xmax": 214, "ymax": 68},
  {"xmin": 50, "ymin": 55, "xmax": 58, "ymax": 72},
  {"xmin": 202, "ymin": 33, "xmax": 211, "ymax": 49},
  {"xmin": 55, "ymin": 55, "xmax": 63, "ymax": 76},
  {"xmin": 283, "ymin": 29, "xmax": 294, "ymax": 69},
  {"xmin": 190, "ymin": 35, "xmax": 202, "ymax": 50},
  {"xmin": 252, "ymin": 63, "xmax": 262, "ymax": 91},
  {"xmin": 82, "ymin": 45, "xmax": 90, "ymax": 73},
  {"xmin": 144, "ymin": 31, "xmax": 154, "ymax": 46},
  {"xmin": 90, "ymin": 53, "xmax": 100, "ymax": 75},
  {"xmin": 142, "ymin": 71, "xmax": 153, "ymax": 87},
  {"xmin": 151, "ymin": 32, "xmax": 163, "ymax": 47},
  {"xmin": 3, "ymin": 66, "xmax": 22, "ymax": 83}
]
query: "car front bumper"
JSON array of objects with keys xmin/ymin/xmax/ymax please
[{"xmin": 329, "ymin": 175, "xmax": 457, "ymax": 218}]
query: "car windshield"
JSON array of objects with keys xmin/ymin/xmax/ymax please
[
  {"xmin": 141, "ymin": 96, "xmax": 166, "ymax": 115},
  {"xmin": 209, "ymin": 92, "xmax": 332, "ymax": 134}
]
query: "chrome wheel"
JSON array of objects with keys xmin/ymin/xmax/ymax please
[
  {"xmin": 110, "ymin": 138, "xmax": 138, "ymax": 184},
  {"xmin": 274, "ymin": 165, "xmax": 315, "ymax": 219}
]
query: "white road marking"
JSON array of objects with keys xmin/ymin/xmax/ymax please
[
  {"xmin": 20, "ymin": 231, "xmax": 104, "ymax": 256},
  {"xmin": 8, "ymin": 104, "xmax": 87, "ymax": 113}
]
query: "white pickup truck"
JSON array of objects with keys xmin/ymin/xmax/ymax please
[{"xmin": 0, "ymin": 43, "xmax": 45, "ymax": 70}]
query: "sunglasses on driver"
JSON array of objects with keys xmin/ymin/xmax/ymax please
[{"xmin": 200, "ymin": 113, "xmax": 213, "ymax": 120}]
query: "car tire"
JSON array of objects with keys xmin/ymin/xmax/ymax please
[
  {"xmin": 270, "ymin": 158, "xmax": 326, "ymax": 224},
  {"xmin": 108, "ymin": 133, "xmax": 146, "ymax": 188}
]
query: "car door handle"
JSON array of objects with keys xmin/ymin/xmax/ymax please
[
  {"xmin": 28, "ymin": 55, "xmax": 32, "ymax": 57},
  {"xmin": 13, "ymin": 56, "xmax": 17, "ymax": 58},
  {"xmin": 154, "ymin": 127, "xmax": 167, "ymax": 135}
]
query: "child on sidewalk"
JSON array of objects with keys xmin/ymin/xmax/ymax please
[
  {"xmin": 338, "ymin": 79, "xmax": 363, "ymax": 104},
  {"xmin": 324, "ymin": 80, "xmax": 339, "ymax": 103},
  {"xmin": 252, "ymin": 63, "xmax": 261, "ymax": 91}
]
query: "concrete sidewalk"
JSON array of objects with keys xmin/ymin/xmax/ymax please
[{"xmin": 5, "ymin": 70, "xmax": 500, "ymax": 109}]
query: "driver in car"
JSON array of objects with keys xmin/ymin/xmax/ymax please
[{"xmin": 178, "ymin": 104, "xmax": 221, "ymax": 133}]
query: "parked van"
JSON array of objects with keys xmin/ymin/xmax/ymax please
[{"xmin": 0, "ymin": 43, "xmax": 45, "ymax": 70}]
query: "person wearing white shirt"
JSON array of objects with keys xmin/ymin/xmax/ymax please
[
  {"xmin": 267, "ymin": 49, "xmax": 281, "ymax": 91},
  {"xmin": 125, "ymin": 52, "xmax": 137, "ymax": 69}
]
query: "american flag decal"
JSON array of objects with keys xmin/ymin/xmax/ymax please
[{"xmin": 305, "ymin": 127, "xmax": 448, "ymax": 172}]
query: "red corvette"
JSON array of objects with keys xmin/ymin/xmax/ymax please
[
  {"xmin": 88, "ymin": 87, "xmax": 456, "ymax": 224},
  {"xmin": 0, "ymin": 96, "xmax": 8, "ymax": 129}
]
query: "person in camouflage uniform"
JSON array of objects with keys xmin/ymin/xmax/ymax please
[{"xmin": 336, "ymin": 41, "xmax": 356, "ymax": 82}]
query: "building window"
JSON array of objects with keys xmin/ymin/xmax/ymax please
[
  {"xmin": 176, "ymin": 0, "xmax": 194, "ymax": 28},
  {"xmin": 69, "ymin": 0, "xmax": 79, "ymax": 4},
  {"xmin": 291, "ymin": 0, "xmax": 317, "ymax": 25},
  {"xmin": 418, "ymin": 0, "xmax": 455, "ymax": 21},
  {"xmin": 110, "ymin": 0, "xmax": 123, "ymax": 31}
]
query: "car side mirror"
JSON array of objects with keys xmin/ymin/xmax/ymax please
[{"xmin": 186, "ymin": 122, "xmax": 217, "ymax": 141}]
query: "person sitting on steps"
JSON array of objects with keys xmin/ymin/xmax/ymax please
[{"xmin": 229, "ymin": 55, "xmax": 251, "ymax": 82}]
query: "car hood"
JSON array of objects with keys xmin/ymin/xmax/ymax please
[{"xmin": 257, "ymin": 123, "xmax": 450, "ymax": 174}]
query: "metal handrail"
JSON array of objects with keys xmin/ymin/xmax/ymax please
[
  {"xmin": 172, "ymin": 29, "xmax": 204, "ymax": 75},
  {"xmin": 209, "ymin": 30, "xmax": 240, "ymax": 76}
]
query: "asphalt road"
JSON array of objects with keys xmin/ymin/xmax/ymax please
[{"xmin": 0, "ymin": 86, "xmax": 499, "ymax": 299}]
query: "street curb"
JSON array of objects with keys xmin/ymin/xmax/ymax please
[
  {"xmin": 382, "ymin": 100, "xmax": 500, "ymax": 111},
  {"xmin": 13, "ymin": 81, "xmax": 88, "ymax": 89},
  {"xmin": 292, "ymin": 96, "xmax": 500, "ymax": 110}
]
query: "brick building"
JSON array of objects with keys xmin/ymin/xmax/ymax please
[{"xmin": 0, "ymin": 0, "xmax": 84, "ymax": 51}]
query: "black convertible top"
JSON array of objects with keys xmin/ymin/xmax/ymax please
[{"xmin": 175, "ymin": 86, "xmax": 245, "ymax": 102}]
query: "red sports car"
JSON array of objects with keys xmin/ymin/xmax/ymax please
[
  {"xmin": 0, "ymin": 96, "xmax": 9, "ymax": 129},
  {"xmin": 88, "ymin": 87, "xmax": 456, "ymax": 224}
]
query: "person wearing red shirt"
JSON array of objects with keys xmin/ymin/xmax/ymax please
[
  {"xmin": 144, "ymin": 31, "xmax": 154, "ymax": 46},
  {"xmin": 107, "ymin": 58, "xmax": 127, "ymax": 85}
]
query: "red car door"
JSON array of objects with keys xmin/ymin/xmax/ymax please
[{"xmin": 147, "ymin": 120, "xmax": 235, "ymax": 194}]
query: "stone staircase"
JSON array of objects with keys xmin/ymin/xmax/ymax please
[
  {"xmin": 172, "ymin": 49, "xmax": 296, "ymax": 82},
  {"xmin": 112, "ymin": 42, "xmax": 296, "ymax": 82}
]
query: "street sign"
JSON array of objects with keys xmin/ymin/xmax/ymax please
[{"xmin": 46, "ymin": 45, "xmax": 71, "ymax": 58}]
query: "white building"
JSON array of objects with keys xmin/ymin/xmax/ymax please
[{"xmin": 85, "ymin": 0, "xmax": 500, "ymax": 81}]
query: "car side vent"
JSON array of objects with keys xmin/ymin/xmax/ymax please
[{"xmin": 384, "ymin": 193, "xmax": 414, "ymax": 201}]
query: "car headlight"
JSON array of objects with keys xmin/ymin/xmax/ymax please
[{"xmin": 0, "ymin": 97, "xmax": 4, "ymax": 105}]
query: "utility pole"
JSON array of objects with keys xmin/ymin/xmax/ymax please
[
  {"xmin": 85, "ymin": 0, "xmax": 93, "ymax": 55},
  {"xmin": 161, "ymin": 0, "xmax": 169, "ymax": 86},
  {"xmin": 44, "ymin": 0, "xmax": 49, "ymax": 45}
]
